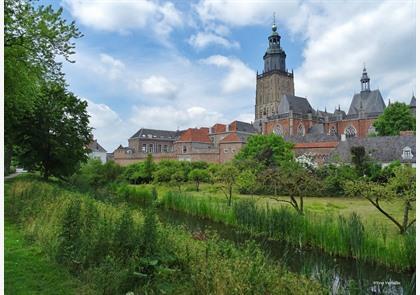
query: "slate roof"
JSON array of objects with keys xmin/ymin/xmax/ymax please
[
  {"xmin": 177, "ymin": 128, "xmax": 211, "ymax": 143},
  {"xmin": 278, "ymin": 95, "xmax": 314, "ymax": 115},
  {"xmin": 308, "ymin": 123, "xmax": 325, "ymax": 135},
  {"xmin": 410, "ymin": 96, "xmax": 416, "ymax": 107},
  {"xmin": 130, "ymin": 128, "xmax": 181, "ymax": 140},
  {"xmin": 229, "ymin": 121, "xmax": 258, "ymax": 133},
  {"xmin": 220, "ymin": 132, "xmax": 251, "ymax": 143},
  {"xmin": 284, "ymin": 133, "xmax": 339, "ymax": 143},
  {"xmin": 88, "ymin": 140, "xmax": 107, "ymax": 153},
  {"xmin": 347, "ymin": 89, "xmax": 385, "ymax": 116},
  {"xmin": 328, "ymin": 135, "xmax": 416, "ymax": 164}
]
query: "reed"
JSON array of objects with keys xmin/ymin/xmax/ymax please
[
  {"xmin": 6, "ymin": 179, "xmax": 325, "ymax": 294},
  {"xmin": 159, "ymin": 191, "xmax": 414, "ymax": 271}
]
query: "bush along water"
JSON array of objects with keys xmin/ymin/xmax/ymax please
[
  {"xmin": 160, "ymin": 191, "xmax": 414, "ymax": 271},
  {"xmin": 6, "ymin": 179, "xmax": 325, "ymax": 294}
]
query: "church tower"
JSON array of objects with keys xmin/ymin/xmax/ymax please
[{"xmin": 255, "ymin": 16, "xmax": 295, "ymax": 126}]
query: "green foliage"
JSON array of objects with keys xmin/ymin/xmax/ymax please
[
  {"xmin": 345, "ymin": 165, "xmax": 416, "ymax": 234},
  {"xmin": 161, "ymin": 190, "xmax": 415, "ymax": 270},
  {"xmin": 56, "ymin": 199, "xmax": 83, "ymax": 274},
  {"xmin": 6, "ymin": 179, "xmax": 325, "ymax": 294},
  {"xmin": 214, "ymin": 163, "xmax": 239, "ymax": 206},
  {"xmin": 16, "ymin": 83, "xmax": 92, "ymax": 179},
  {"xmin": 316, "ymin": 164, "xmax": 358, "ymax": 196},
  {"xmin": 373, "ymin": 102, "xmax": 415, "ymax": 136},
  {"xmin": 235, "ymin": 134, "xmax": 294, "ymax": 167},
  {"xmin": 237, "ymin": 169, "xmax": 258, "ymax": 194},
  {"xmin": 4, "ymin": 0, "xmax": 82, "ymax": 174},
  {"xmin": 71, "ymin": 158, "xmax": 124, "ymax": 190},
  {"xmin": 188, "ymin": 169, "xmax": 210, "ymax": 191},
  {"xmin": 123, "ymin": 156, "xmax": 155, "ymax": 184}
]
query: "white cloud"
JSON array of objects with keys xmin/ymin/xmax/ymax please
[
  {"xmin": 63, "ymin": 0, "xmax": 183, "ymax": 37},
  {"xmin": 201, "ymin": 55, "xmax": 254, "ymax": 93},
  {"xmin": 130, "ymin": 105, "xmax": 224, "ymax": 130},
  {"xmin": 188, "ymin": 32, "xmax": 239, "ymax": 49},
  {"xmin": 294, "ymin": 1, "xmax": 416, "ymax": 109},
  {"xmin": 97, "ymin": 53, "xmax": 125, "ymax": 80},
  {"xmin": 85, "ymin": 99, "xmax": 132, "ymax": 151},
  {"xmin": 138, "ymin": 75, "xmax": 178, "ymax": 97}
]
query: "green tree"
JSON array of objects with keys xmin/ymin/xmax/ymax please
[
  {"xmin": 214, "ymin": 164, "xmax": 239, "ymax": 206},
  {"xmin": 235, "ymin": 134, "xmax": 294, "ymax": 168},
  {"xmin": 345, "ymin": 165, "xmax": 416, "ymax": 234},
  {"xmin": 188, "ymin": 169, "xmax": 210, "ymax": 191},
  {"xmin": 373, "ymin": 102, "xmax": 415, "ymax": 136},
  {"xmin": 4, "ymin": 0, "xmax": 82, "ymax": 174},
  {"xmin": 237, "ymin": 169, "xmax": 258, "ymax": 195},
  {"xmin": 260, "ymin": 163, "xmax": 316, "ymax": 215},
  {"xmin": 170, "ymin": 170, "xmax": 186, "ymax": 193},
  {"xmin": 143, "ymin": 153, "xmax": 155, "ymax": 183},
  {"xmin": 17, "ymin": 83, "xmax": 92, "ymax": 179}
]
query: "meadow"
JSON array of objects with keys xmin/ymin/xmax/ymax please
[
  {"xmin": 5, "ymin": 177, "xmax": 324, "ymax": 294},
  {"xmin": 145, "ymin": 183, "xmax": 415, "ymax": 271}
]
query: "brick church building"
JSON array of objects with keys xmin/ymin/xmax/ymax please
[{"xmin": 113, "ymin": 20, "xmax": 415, "ymax": 166}]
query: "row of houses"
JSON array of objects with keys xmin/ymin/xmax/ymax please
[{"xmin": 88, "ymin": 125, "xmax": 415, "ymax": 168}]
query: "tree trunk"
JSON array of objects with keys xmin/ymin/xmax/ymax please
[
  {"xmin": 4, "ymin": 144, "xmax": 12, "ymax": 175},
  {"xmin": 196, "ymin": 180, "xmax": 199, "ymax": 192},
  {"xmin": 299, "ymin": 195, "xmax": 304, "ymax": 215},
  {"xmin": 228, "ymin": 185, "xmax": 232, "ymax": 207},
  {"xmin": 401, "ymin": 201, "xmax": 411, "ymax": 234},
  {"xmin": 368, "ymin": 198, "xmax": 405, "ymax": 234}
]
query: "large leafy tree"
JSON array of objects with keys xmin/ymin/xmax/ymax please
[
  {"xmin": 4, "ymin": 0, "xmax": 82, "ymax": 174},
  {"xmin": 373, "ymin": 102, "xmax": 415, "ymax": 136},
  {"xmin": 235, "ymin": 134, "xmax": 294, "ymax": 167},
  {"xmin": 17, "ymin": 83, "xmax": 92, "ymax": 179}
]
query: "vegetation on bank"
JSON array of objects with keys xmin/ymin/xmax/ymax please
[
  {"xmin": 5, "ymin": 223, "xmax": 94, "ymax": 294},
  {"xmin": 160, "ymin": 191, "xmax": 415, "ymax": 271},
  {"xmin": 5, "ymin": 178, "xmax": 324, "ymax": 294}
]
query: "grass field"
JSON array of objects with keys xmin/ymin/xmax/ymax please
[
  {"xmin": 144, "ymin": 182, "xmax": 415, "ymax": 235},
  {"xmin": 4, "ymin": 222, "xmax": 95, "ymax": 295}
]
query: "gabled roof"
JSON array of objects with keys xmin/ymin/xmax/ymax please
[
  {"xmin": 410, "ymin": 96, "xmax": 416, "ymax": 107},
  {"xmin": 130, "ymin": 128, "xmax": 181, "ymax": 140},
  {"xmin": 211, "ymin": 124, "xmax": 227, "ymax": 133},
  {"xmin": 177, "ymin": 128, "xmax": 211, "ymax": 143},
  {"xmin": 278, "ymin": 95, "xmax": 314, "ymax": 115},
  {"xmin": 220, "ymin": 133, "xmax": 247, "ymax": 143},
  {"xmin": 229, "ymin": 121, "xmax": 258, "ymax": 133},
  {"xmin": 329, "ymin": 135, "xmax": 416, "ymax": 163},
  {"xmin": 88, "ymin": 140, "xmax": 107, "ymax": 153},
  {"xmin": 347, "ymin": 89, "xmax": 385, "ymax": 116},
  {"xmin": 294, "ymin": 141, "xmax": 339, "ymax": 149}
]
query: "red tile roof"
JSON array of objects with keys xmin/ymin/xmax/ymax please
[
  {"xmin": 211, "ymin": 123, "xmax": 227, "ymax": 133},
  {"xmin": 294, "ymin": 141, "xmax": 339, "ymax": 149},
  {"xmin": 178, "ymin": 128, "xmax": 211, "ymax": 143},
  {"xmin": 220, "ymin": 133, "xmax": 244, "ymax": 143}
]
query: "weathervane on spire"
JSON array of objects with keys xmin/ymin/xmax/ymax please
[{"xmin": 272, "ymin": 12, "xmax": 277, "ymax": 32}]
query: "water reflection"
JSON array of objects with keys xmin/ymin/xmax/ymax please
[{"xmin": 157, "ymin": 209, "xmax": 414, "ymax": 295}]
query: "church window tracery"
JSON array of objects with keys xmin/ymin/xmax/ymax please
[{"xmin": 345, "ymin": 125, "xmax": 357, "ymax": 138}]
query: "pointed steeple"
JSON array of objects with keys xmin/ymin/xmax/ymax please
[
  {"xmin": 263, "ymin": 12, "xmax": 286, "ymax": 73},
  {"xmin": 360, "ymin": 65, "xmax": 370, "ymax": 92}
]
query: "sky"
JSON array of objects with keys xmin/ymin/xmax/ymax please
[{"xmin": 44, "ymin": 0, "xmax": 416, "ymax": 152}]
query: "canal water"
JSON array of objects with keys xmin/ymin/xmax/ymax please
[{"xmin": 157, "ymin": 209, "xmax": 415, "ymax": 295}]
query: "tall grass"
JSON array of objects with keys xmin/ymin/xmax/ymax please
[
  {"xmin": 5, "ymin": 179, "xmax": 325, "ymax": 294},
  {"xmin": 160, "ymin": 191, "xmax": 415, "ymax": 271}
]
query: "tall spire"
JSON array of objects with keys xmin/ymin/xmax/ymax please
[
  {"xmin": 263, "ymin": 12, "xmax": 286, "ymax": 73},
  {"xmin": 360, "ymin": 65, "xmax": 370, "ymax": 92}
]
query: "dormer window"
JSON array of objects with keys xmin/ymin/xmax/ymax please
[{"xmin": 402, "ymin": 146, "xmax": 413, "ymax": 160}]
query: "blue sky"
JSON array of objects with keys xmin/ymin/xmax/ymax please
[{"xmin": 44, "ymin": 0, "xmax": 415, "ymax": 151}]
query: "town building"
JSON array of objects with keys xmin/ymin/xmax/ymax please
[
  {"xmin": 87, "ymin": 139, "xmax": 107, "ymax": 163},
  {"xmin": 113, "ymin": 121, "xmax": 257, "ymax": 166},
  {"xmin": 111, "ymin": 19, "xmax": 415, "ymax": 167}
]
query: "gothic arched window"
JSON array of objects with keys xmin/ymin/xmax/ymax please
[
  {"xmin": 402, "ymin": 146, "xmax": 413, "ymax": 160},
  {"xmin": 297, "ymin": 123, "xmax": 305, "ymax": 136},
  {"xmin": 344, "ymin": 125, "xmax": 357, "ymax": 138},
  {"xmin": 329, "ymin": 126, "xmax": 337, "ymax": 135},
  {"xmin": 273, "ymin": 124, "xmax": 283, "ymax": 136}
]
